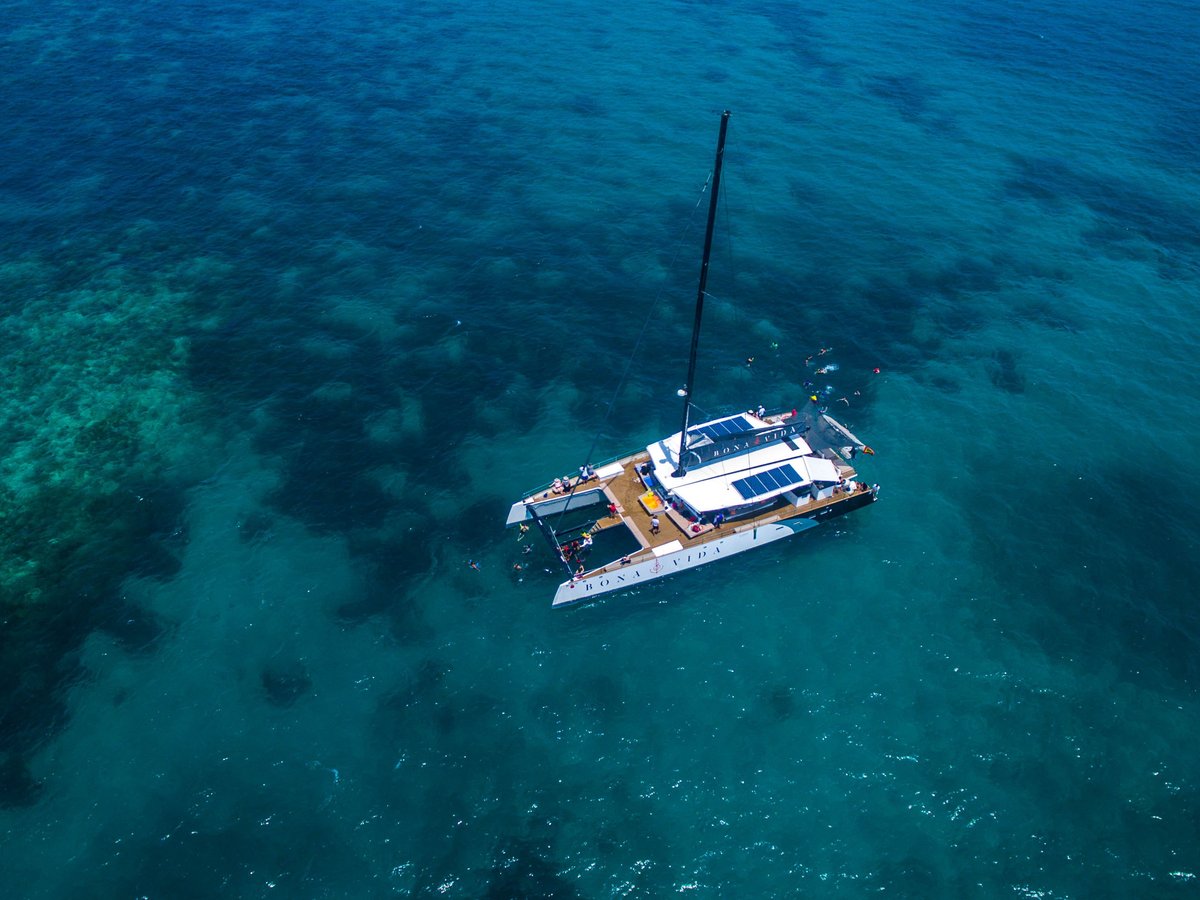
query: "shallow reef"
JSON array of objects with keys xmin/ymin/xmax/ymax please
[
  {"xmin": 0, "ymin": 248, "xmax": 221, "ymax": 764},
  {"xmin": 0, "ymin": 254, "xmax": 208, "ymax": 611}
]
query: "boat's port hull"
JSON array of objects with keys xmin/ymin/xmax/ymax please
[{"xmin": 551, "ymin": 487, "xmax": 875, "ymax": 606}]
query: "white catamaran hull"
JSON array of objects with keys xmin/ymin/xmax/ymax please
[
  {"xmin": 551, "ymin": 517, "xmax": 819, "ymax": 607},
  {"xmin": 505, "ymin": 113, "xmax": 879, "ymax": 607}
]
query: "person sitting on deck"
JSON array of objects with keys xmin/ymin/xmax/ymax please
[
  {"xmin": 607, "ymin": 502, "xmax": 619, "ymax": 518},
  {"xmin": 551, "ymin": 477, "xmax": 564, "ymax": 494}
]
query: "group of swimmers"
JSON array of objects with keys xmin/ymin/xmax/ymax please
[
  {"xmin": 508, "ymin": 524, "xmax": 533, "ymax": 573},
  {"xmin": 507, "ymin": 518, "xmax": 601, "ymax": 578},
  {"xmin": 565, "ymin": 537, "xmax": 593, "ymax": 580},
  {"xmin": 559, "ymin": 532, "xmax": 593, "ymax": 565}
]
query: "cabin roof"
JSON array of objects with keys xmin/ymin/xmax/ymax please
[{"xmin": 646, "ymin": 417, "xmax": 842, "ymax": 513}]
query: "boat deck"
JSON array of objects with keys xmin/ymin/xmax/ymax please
[{"xmin": 525, "ymin": 448, "xmax": 867, "ymax": 577}]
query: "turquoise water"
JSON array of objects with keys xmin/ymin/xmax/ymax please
[{"xmin": 2, "ymin": 0, "xmax": 1198, "ymax": 895}]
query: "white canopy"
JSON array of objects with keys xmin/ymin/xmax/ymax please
[{"xmin": 799, "ymin": 454, "xmax": 840, "ymax": 484}]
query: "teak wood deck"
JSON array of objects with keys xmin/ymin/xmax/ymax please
[{"xmin": 529, "ymin": 450, "xmax": 865, "ymax": 576}]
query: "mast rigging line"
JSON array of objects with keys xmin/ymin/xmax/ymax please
[
  {"xmin": 528, "ymin": 503, "xmax": 576, "ymax": 580},
  {"xmin": 549, "ymin": 119, "xmax": 733, "ymax": 532},
  {"xmin": 582, "ymin": 170, "xmax": 717, "ymax": 463}
]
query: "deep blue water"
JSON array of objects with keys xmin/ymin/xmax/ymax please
[{"xmin": 2, "ymin": 0, "xmax": 1199, "ymax": 896}]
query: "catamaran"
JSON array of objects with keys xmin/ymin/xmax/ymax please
[{"xmin": 506, "ymin": 111, "xmax": 878, "ymax": 606}]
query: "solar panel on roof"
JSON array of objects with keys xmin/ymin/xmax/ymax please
[
  {"xmin": 691, "ymin": 415, "xmax": 753, "ymax": 442},
  {"xmin": 731, "ymin": 463, "xmax": 803, "ymax": 500},
  {"xmin": 737, "ymin": 474, "xmax": 763, "ymax": 496}
]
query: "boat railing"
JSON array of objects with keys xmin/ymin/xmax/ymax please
[{"xmin": 518, "ymin": 449, "xmax": 643, "ymax": 500}]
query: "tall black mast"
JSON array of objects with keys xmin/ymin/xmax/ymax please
[{"xmin": 673, "ymin": 109, "xmax": 731, "ymax": 478}]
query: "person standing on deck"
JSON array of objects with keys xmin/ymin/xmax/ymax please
[{"xmin": 650, "ymin": 515, "xmax": 660, "ymax": 534}]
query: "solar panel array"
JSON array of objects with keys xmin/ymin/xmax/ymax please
[
  {"xmin": 691, "ymin": 415, "xmax": 753, "ymax": 442},
  {"xmin": 731, "ymin": 463, "xmax": 804, "ymax": 500}
]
